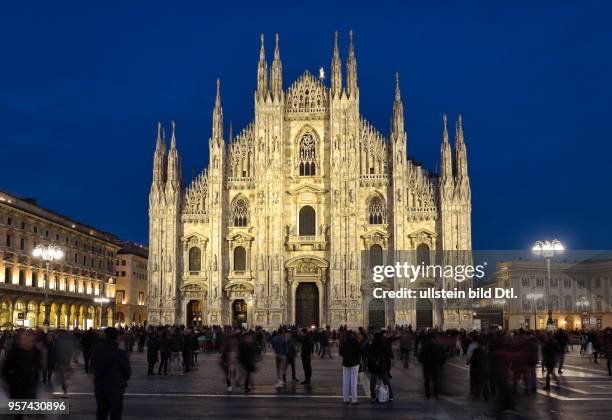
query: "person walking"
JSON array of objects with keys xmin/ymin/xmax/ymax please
[
  {"xmin": 221, "ymin": 333, "xmax": 239, "ymax": 391},
  {"xmin": 339, "ymin": 330, "xmax": 361, "ymax": 404},
  {"xmin": 91, "ymin": 327, "xmax": 131, "ymax": 420},
  {"xmin": 158, "ymin": 329, "xmax": 170, "ymax": 375},
  {"xmin": 82, "ymin": 327, "xmax": 96, "ymax": 373},
  {"xmin": 367, "ymin": 332, "xmax": 394, "ymax": 403},
  {"xmin": 169, "ymin": 328, "xmax": 183, "ymax": 376},
  {"xmin": 137, "ymin": 331, "xmax": 146, "ymax": 353},
  {"xmin": 300, "ymin": 328, "xmax": 314, "ymax": 385},
  {"xmin": 418, "ymin": 332, "xmax": 446, "ymax": 399},
  {"xmin": 239, "ymin": 333, "xmax": 257, "ymax": 392},
  {"xmin": 146, "ymin": 332, "xmax": 160, "ymax": 375},
  {"xmin": 182, "ymin": 328, "xmax": 192, "ymax": 373},
  {"xmin": 541, "ymin": 334, "xmax": 559, "ymax": 391},
  {"xmin": 2, "ymin": 332, "xmax": 41, "ymax": 398},
  {"xmin": 42, "ymin": 333, "xmax": 56, "ymax": 387},
  {"xmin": 284, "ymin": 331, "xmax": 299, "ymax": 383},
  {"xmin": 270, "ymin": 329, "xmax": 288, "ymax": 388},
  {"xmin": 602, "ymin": 328, "xmax": 612, "ymax": 375},
  {"xmin": 554, "ymin": 328, "xmax": 568, "ymax": 374},
  {"xmin": 400, "ymin": 329, "xmax": 412, "ymax": 368},
  {"xmin": 54, "ymin": 330, "xmax": 75, "ymax": 397}
]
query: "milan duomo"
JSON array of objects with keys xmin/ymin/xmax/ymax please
[{"xmin": 147, "ymin": 32, "xmax": 473, "ymax": 330}]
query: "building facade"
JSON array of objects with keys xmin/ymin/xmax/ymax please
[
  {"xmin": 0, "ymin": 191, "xmax": 119, "ymax": 329},
  {"xmin": 495, "ymin": 259, "xmax": 612, "ymax": 330},
  {"xmin": 114, "ymin": 242, "xmax": 148, "ymax": 326},
  {"xmin": 148, "ymin": 32, "xmax": 473, "ymax": 329}
]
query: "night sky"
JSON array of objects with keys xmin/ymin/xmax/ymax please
[{"xmin": 1, "ymin": 1, "xmax": 610, "ymax": 250}]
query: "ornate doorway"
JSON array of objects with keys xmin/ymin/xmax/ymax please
[
  {"xmin": 416, "ymin": 298, "xmax": 433, "ymax": 329},
  {"xmin": 295, "ymin": 283, "xmax": 319, "ymax": 327},
  {"xmin": 187, "ymin": 300, "xmax": 202, "ymax": 328},
  {"xmin": 368, "ymin": 299, "xmax": 385, "ymax": 329},
  {"xmin": 232, "ymin": 299, "xmax": 248, "ymax": 327}
]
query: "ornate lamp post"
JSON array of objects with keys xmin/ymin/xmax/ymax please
[
  {"xmin": 532, "ymin": 239, "xmax": 564, "ymax": 329},
  {"xmin": 32, "ymin": 244, "xmax": 64, "ymax": 330}
]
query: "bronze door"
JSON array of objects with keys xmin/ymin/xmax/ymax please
[
  {"xmin": 295, "ymin": 283, "xmax": 319, "ymax": 327},
  {"xmin": 416, "ymin": 298, "xmax": 433, "ymax": 329},
  {"xmin": 232, "ymin": 299, "xmax": 248, "ymax": 327},
  {"xmin": 368, "ymin": 298, "xmax": 385, "ymax": 329}
]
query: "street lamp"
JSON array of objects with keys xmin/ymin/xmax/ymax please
[
  {"xmin": 94, "ymin": 297, "xmax": 110, "ymax": 329},
  {"xmin": 532, "ymin": 239, "xmax": 564, "ymax": 329},
  {"xmin": 33, "ymin": 244, "xmax": 64, "ymax": 330}
]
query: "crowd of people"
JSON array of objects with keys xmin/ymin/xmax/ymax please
[{"xmin": 0, "ymin": 324, "xmax": 611, "ymax": 418}]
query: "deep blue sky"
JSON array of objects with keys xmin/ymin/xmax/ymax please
[{"xmin": 1, "ymin": 1, "xmax": 611, "ymax": 250}]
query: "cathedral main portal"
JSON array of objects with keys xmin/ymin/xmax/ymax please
[{"xmin": 295, "ymin": 283, "xmax": 319, "ymax": 327}]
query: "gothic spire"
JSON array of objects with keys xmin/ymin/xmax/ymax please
[
  {"xmin": 391, "ymin": 72, "xmax": 404, "ymax": 139},
  {"xmin": 270, "ymin": 33, "xmax": 283, "ymax": 99},
  {"xmin": 155, "ymin": 121, "xmax": 162, "ymax": 151},
  {"xmin": 331, "ymin": 31, "xmax": 342, "ymax": 97},
  {"xmin": 440, "ymin": 114, "xmax": 453, "ymax": 181},
  {"xmin": 212, "ymin": 79, "xmax": 223, "ymax": 143},
  {"xmin": 454, "ymin": 114, "xmax": 469, "ymax": 181},
  {"xmin": 166, "ymin": 120, "xmax": 180, "ymax": 187},
  {"xmin": 152, "ymin": 122, "xmax": 166, "ymax": 185},
  {"xmin": 346, "ymin": 30, "xmax": 358, "ymax": 97},
  {"xmin": 257, "ymin": 33, "xmax": 268, "ymax": 99}
]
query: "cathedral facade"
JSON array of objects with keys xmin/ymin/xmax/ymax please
[{"xmin": 147, "ymin": 32, "xmax": 472, "ymax": 329}]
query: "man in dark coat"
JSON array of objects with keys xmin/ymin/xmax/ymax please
[
  {"xmin": 82, "ymin": 327, "xmax": 96, "ymax": 373},
  {"xmin": 367, "ymin": 332, "xmax": 394, "ymax": 402},
  {"xmin": 418, "ymin": 333, "xmax": 446, "ymax": 399},
  {"xmin": 2, "ymin": 332, "xmax": 41, "ymax": 399},
  {"xmin": 554, "ymin": 328, "xmax": 569, "ymax": 374},
  {"xmin": 146, "ymin": 332, "xmax": 160, "ymax": 375},
  {"xmin": 300, "ymin": 328, "xmax": 314, "ymax": 385},
  {"xmin": 91, "ymin": 327, "xmax": 131, "ymax": 420},
  {"xmin": 182, "ymin": 328, "xmax": 192, "ymax": 373},
  {"xmin": 238, "ymin": 333, "xmax": 257, "ymax": 392}
]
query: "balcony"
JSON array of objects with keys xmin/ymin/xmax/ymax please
[{"xmin": 286, "ymin": 234, "xmax": 327, "ymax": 251}]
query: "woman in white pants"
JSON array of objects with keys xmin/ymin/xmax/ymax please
[{"xmin": 339, "ymin": 330, "xmax": 362, "ymax": 404}]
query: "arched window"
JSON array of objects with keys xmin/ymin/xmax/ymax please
[
  {"xmin": 231, "ymin": 198, "xmax": 249, "ymax": 227},
  {"xmin": 416, "ymin": 243, "xmax": 430, "ymax": 266},
  {"xmin": 368, "ymin": 195, "xmax": 386, "ymax": 224},
  {"xmin": 189, "ymin": 247, "xmax": 201, "ymax": 272},
  {"xmin": 299, "ymin": 206, "xmax": 316, "ymax": 236},
  {"xmin": 234, "ymin": 246, "xmax": 246, "ymax": 271},
  {"xmin": 522, "ymin": 297, "xmax": 531, "ymax": 311},
  {"xmin": 370, "ymin": 244, "xmax": 383, "ymax": 270},
  {"xmin": 298, "ymin": 133, "xmax": 317, "ymax": 176}
]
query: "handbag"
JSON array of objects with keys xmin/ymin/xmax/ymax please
[{"xmin": 376, "ymin": 384, "xmax": 389, "ymax": 403}]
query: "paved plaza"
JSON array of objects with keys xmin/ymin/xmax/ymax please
[{"xmin": 33, "ymin": 347, "xmax": 612, "ymax": 419}]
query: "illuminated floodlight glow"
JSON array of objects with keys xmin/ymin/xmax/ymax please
[
  {"xmin": 32, "ymin": 244, "xmax": 64, "ymax": 262},
  {"xmin": 94, "ymin": 297, "xmax": 111, "ymax": 304},
  {"xmin": 532, "ymin": 239, "xmax": 564, "ymax": 256}
]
